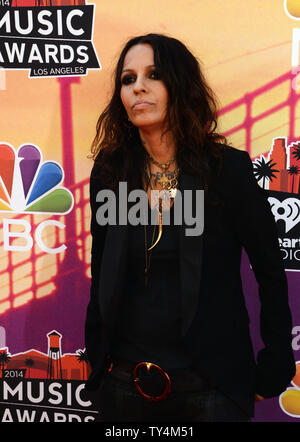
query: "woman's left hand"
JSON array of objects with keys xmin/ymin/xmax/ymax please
[{"xmin": 255, "ymin": 393, "xmax": 264, "ymax": 402}]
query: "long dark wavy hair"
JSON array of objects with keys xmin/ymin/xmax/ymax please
[{"xmin": 91, "ymin": 33, "xmax": 229, "ymax": 192}]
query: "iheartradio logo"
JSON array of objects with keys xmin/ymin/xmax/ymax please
[{"xmin": 268, "ymin": 196, "xmax": 300, "ymax": 233}]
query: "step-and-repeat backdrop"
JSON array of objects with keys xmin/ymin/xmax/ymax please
[{"xmin": 0, "ymin": 0, "xmax": 299, "ymax": 422}]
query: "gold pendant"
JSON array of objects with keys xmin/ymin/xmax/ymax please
[
  {"xmin": 154, "ymin": 171, "xmax": 178, "ymax": 187},
  {"xmin": 148, "ymin": 199, "xmax": 163, "ymax": 251},
  {"xmin": 148, "ymin": 211, "xmax": 163, "ymax": 251}
]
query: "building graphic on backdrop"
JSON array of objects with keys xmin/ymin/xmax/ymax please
[
  {"xmin": 249, "ymin": 137, "xmax": 300, "ymax": 271},
  {"xmin": 0, "ymin": 330, "xmax": 90, "ymax": 380},
  {"xmin": 0, "ymin": 330, "xmax": 97, "ymax": 422},
  {"xmin": 252, "ymin": 137, "xmax": 300, "ymax": 194}
]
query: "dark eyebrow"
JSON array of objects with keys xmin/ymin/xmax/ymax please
[{"xmin": 121, "ymin": 64, "xmax": 156, "ymax": 74}]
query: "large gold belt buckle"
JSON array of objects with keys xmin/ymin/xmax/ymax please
[{"xmin": 133, "ymin": 361, "xmax": 171, "ymax": 402}]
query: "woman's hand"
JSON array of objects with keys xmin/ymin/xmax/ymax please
[{"xmin": 255, "ymin": 393, "xmax": 265, "ymax": 402}]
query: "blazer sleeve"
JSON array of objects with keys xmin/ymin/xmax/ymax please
[
  {"xmin": 85, "ymin": 161, "xmax": 107, "ymax": 371},
  {"xmin": 234, "ymin": 150, "xmax": 295, "ymax": 398}
]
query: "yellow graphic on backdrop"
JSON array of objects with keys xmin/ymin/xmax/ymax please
[
  {"xmin": 280, "ymin": 362, "xmax": 300, "ymax": 417},
  {"xmin": 285, "ymin": 0, "xmax": 300, "ymax": 19}
]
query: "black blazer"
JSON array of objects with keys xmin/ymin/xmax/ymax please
[{"xmin": 85, "ymin": 144, "xmax": 295, "ymax": 417}]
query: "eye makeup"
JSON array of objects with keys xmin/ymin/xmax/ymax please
[{"xmin": 120, "ymin": 67, "xmax": 161, "ymax": 86}]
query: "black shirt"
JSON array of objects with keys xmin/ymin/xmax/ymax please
[{"xmin": 111, "ymin": 199, "xmax": 193, "ymax": 370}]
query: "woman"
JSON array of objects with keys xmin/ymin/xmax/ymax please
[{"xmin": 85, "ymin": 33, "xmax": 295, "ymax": 422}]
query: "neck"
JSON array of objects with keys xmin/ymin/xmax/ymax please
[{"xmin": 139, "ymin": 127, "xmax": 176, "ymax": 163}]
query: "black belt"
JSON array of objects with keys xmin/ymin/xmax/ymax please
[{"xmin": 108, "ymin": 358, "xmax": 215, "ymax": 402}]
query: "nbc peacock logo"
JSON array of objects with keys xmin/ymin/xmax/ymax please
[{"xmin": 0, "ymin": 143, "xmax": 73, "ymax": 215}]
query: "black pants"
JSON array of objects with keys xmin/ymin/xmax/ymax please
[{"xmin": 97, "ymin": 371, "xmax": 252, "ymax": 422}]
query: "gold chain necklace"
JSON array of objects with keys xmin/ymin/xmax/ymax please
[
  {"xmin": 146, "ymin": 151, "xmax": 179, "ymax": 198},
  {"xmin": 143, "ymin": 155, "xmax": 179, "ymax": 288},
  {"xmin": 146, "ymin": 151, "xmax": 176, "ymax": 170}
]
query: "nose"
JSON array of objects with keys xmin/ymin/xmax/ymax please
[{"xmin": 133, "ymin": 75, "xmax": 148, "ymax": 94}]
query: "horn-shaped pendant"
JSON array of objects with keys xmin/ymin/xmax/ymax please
[{"xmin": 148, "ymin": 198, "xmax": 163, "ymax": 251}]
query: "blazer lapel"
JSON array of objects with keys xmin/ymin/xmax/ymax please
[
  {"xmin": 98, "ymin": 173, "xmax": 204, "ymax": 338},
  {"xmin": 98, "ymin": 183, "xmax": 129, "ymax": 331},
  {"xmin": 178, "ymin": 173, "xmax": 204, "ymax": 337}
]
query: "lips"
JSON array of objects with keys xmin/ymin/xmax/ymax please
[{"xmin": 132, "ymin": 101, "xmax": 153, "ymax": 110}]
